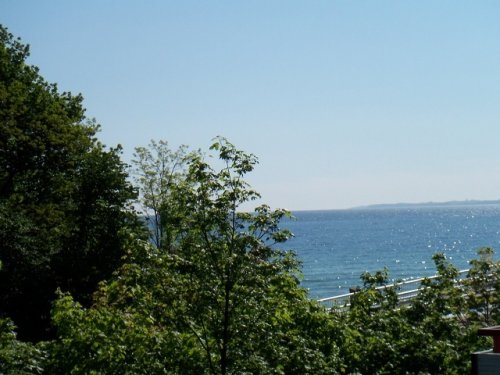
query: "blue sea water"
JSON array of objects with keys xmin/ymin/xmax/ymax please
[{"xmin": 283, "ymin": 205, "xmax": 500, "ymax": 299}]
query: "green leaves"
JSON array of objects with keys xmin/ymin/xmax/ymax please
[
  {"xmin": 132, "ymin": 140, "xmax": 195, "ymax": 250},
  {"xmin": 0, "ymin": 318, "xmax": 46, "ymax": 374},
  {"xmin": 0, "ymin": 24, "xmax": 141, "ymax": 341},
  {"xmin": 46, "ymin": 139, "xmax": 340, "ymax": 374},
  {"xmin": 330, "ymin": 249, "xmax": 500, "ymax": 374},
  {"xmin": 464, "ymin": 247, "xmax": 500, "ymax": 325}
]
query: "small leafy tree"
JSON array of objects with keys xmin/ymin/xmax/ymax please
[
  {"xmin": 465, "ymin": 247, "xmax": 500, "ymax": 325},
  {"xmin": 402, "ymin": 253, "xmax": 474, "ymax": 374},
  {"xmin": 0, "ymin": 318, "xmax": 46, "ymax": 374},
  {"xmin": 132, "ymin": 140, "xmax": 194, "ymax": 250},
  {"xmin": 331, "ymin": 252, "xmax": 494, "ymax": 375},
  {"xmin": 330, "ymin": 269, "xmax": 411, "ymax": 374}
]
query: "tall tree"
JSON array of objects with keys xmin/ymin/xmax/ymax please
[{"xmin": 0, "ymin": 25, "xmax": 139, "ymax": 341}]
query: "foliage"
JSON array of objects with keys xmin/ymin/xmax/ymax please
[
  {"xmin": 46, "ymin": 286, "xmax": 203, "ymax": 374},
  {"xmin": 0, "ymin": 24, "xmax": 140, "ymax": 341},
  {"xmin": 41, "ymin": 242, "xmax": 500, "ymax": 374},
  {"xmin": 401, "ymin": 253, "xmax": 476, "ymax": 374},
  {"xmin": 330, "ymin": 269, "xmax": 414, "ymax": 374},
  {"xmin": 48, "ymin": 138, "xmax": 340, "ymax": 374},
  {"xmin": 464, "ymin": 247, "xmax": 500, "ymax": 325},
  {"xmin": 0, "ymin": 318, "xmax": 46, "ymax": 374},
  {"xmin": 132, "ymin": 140, "xmax": 195, "ymax": 250},
  {"xmin": 330, "ymin": 250, "xmax": 497, "ymax": 375}
]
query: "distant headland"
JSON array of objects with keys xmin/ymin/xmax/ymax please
[{"xmin": 353, "ymin": 199, "xmax": 500, "ymax": 210}]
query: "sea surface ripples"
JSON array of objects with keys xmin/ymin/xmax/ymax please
[{"xmin": 283, "ymin": 205, "xmax": 500, "ymax": 298}]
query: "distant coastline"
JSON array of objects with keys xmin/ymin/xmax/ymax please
[{"xmin": 352, "ymin": 199, "xmax": 500, "ymax": 210}]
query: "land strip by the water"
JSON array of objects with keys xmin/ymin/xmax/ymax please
[{"xmin": 353, "ymin": 199, "xmax": 500, "ymax": 210}]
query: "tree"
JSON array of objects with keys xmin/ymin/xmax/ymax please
[
  {"xmin": 165, "ymin": 137, "xmax": 339, "ymax": 374},
  {"xmin": 402, "ymin": 253, "xmax": 483, "ymax": 374},
  {"xmin": 329, "ymin": 269, "xmax": 417, "ymax": 375},
  {"xmin": 0, "ymin": 318, "xmax": 46, "ymax": 374},
  {"xmin": 0, "ymin": 24, "xmax": 140, "ymax": 341},
  {"xmin": 48, "ymin": 138, "xmax": 339, "ymax": 374},
  {"xmin": 132, "ymin": 140, "xmax": 194, "ymax": 250},
  {"xmin": 465, "ymin": 247, "xmax": 500, "ymax": 325},
  {"xmin": 330, "ymin": 251, "xmax": 494, "ymax": 375}
]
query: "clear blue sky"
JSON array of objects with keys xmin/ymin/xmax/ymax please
[{"xmin": 2, "ymin": 1, "xmax": 500, "ymax": 210}]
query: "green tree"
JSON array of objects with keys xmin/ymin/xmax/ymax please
[
  {"xmin": 0, "ymin": 318, "xmax": 46, "ymax": 374},
  {"xmin": 330, "ymin": 269, "xmax": 415, "ymax": 375},
  {"xmin": 132, "ymin": 140, "xmax": 194, "ymax": 250},
  {"xmin": 331, "ymin": 251, "xmax": 493, "ymax": 375},
  {"xmin": 47, "ymin": 241, "xmax": 209, "ymax": 374},
  {"xmin": 48, "ymin": 138, "xmax": 339, "ymax": 374},
  {"xmin": 403, "ymin": 253, "xmax": 481, "ymax": 374},
  {"xmin": 0, "ymin": 24, "xmax": 140, "ymax": 341},
  {"xmin": 465, "ymin": 247, "xmax": 500, "ymax": 325}
]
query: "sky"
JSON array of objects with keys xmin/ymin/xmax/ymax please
[{"xmin": 2, "ymin": 1, "xmax": 500, "ymax": 210}]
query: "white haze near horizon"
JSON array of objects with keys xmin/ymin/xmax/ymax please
[{"xmin": 2, "ymin": 1, "xmax": 500, "ymax": 211}]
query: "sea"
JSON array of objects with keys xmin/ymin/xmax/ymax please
[{"xmin": 283, "ymin": 204, "xmax": 500, "ymax": 299}]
